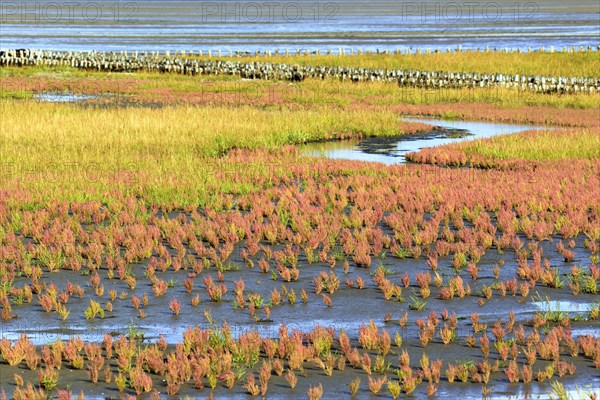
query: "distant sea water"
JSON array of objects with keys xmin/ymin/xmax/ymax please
[{"xmin": 1, "ymin": 0, "xmax": 599, "ymax": 52}]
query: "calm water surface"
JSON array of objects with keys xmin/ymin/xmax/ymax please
[{"xmin": 301, "ymin": 117, "xmax": 550, "ymax": 164}]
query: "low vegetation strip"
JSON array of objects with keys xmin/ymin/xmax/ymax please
[
  {"xmin": 2, "ymin": 71, "xmax": 599, "ymax": 110},
  {"xmin": 4, "ymin": 47, "xmax": 600, "ymax": 77},
  {"xmin": 2, "ymin": 49, "xmax": 599, "ymax": 93}
]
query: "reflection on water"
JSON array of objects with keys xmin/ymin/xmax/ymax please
[
  {"xmin": 1, "ymin": 315, "xmax": 378, "ymax": 346},
  {"xmin": 533, "ymin": 300, "xmax": 595, "ymax": 313},
  {"xmin": 34, "ymin": 92, "xmax": 99, "ymax": 103},
  {"xmin": 301, "ymin": 117, "xmax": 549, "ymax": 164}
]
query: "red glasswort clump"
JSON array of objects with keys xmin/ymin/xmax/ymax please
[{"xmin": 169, "ymin": 297, "xmax": 181, "ymax": 316}]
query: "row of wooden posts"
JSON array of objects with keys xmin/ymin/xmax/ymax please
[{"xmin": 3, "ymin": 45, "xmax": 598, "ymax": 59}]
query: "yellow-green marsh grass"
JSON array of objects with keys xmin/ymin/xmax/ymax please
[
  {"xmin": 331, "ymin": 81, "xmax": 600, "ymax": 110},
  {"xmin": 197, "ymin": 50, "xmax": 600, "ymax": 78},
  {"xmin": 171, "ymin": 77, "xmax": 600, "ymax": 109},
  {"xmin": 0, "ymin": 100, "xmax": 412, "ymax": 203},
  {"xmin": 451, "ymin": 129, "xmax": 600, "ymax": 161}
]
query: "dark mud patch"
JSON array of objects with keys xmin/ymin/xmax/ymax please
[{"xmin": 355, "ymin": 126, "xmax": 471, "ymax": 157}]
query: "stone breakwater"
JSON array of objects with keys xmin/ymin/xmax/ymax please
[{"xmin": 2, "ymin": 49, "xmax": 599, "ymax": 94}]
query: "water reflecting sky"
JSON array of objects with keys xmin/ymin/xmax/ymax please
[{"xmin": 1, "ymin": 1, "xmax": 598, "ymax": 51}]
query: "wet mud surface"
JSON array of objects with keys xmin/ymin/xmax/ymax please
[{"xmin": 1, "ymin": 222, "xmax": 598, "ymax": 398}]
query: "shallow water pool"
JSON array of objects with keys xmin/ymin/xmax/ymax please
[{"xmin": 301, "ymin": 117, "xmax": 550, "ymax": 164}]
